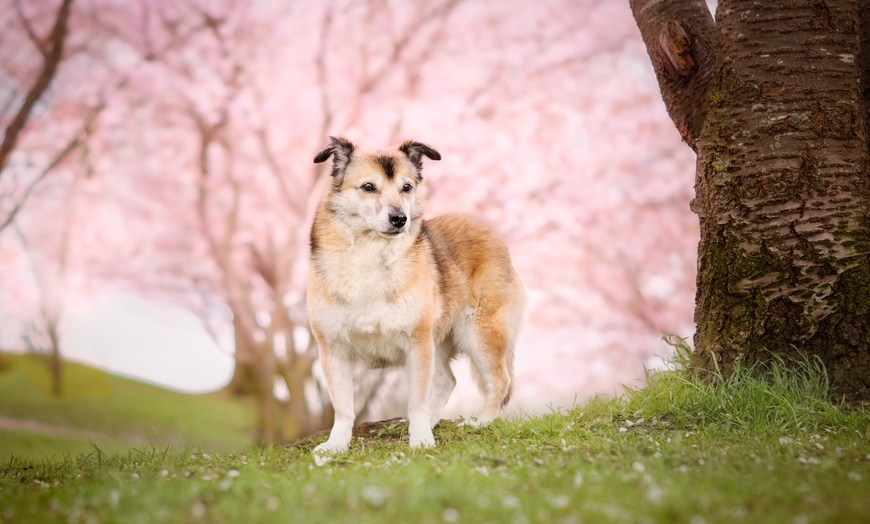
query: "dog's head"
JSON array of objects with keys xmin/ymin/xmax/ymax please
[{"xmin": 314, "ymin": 137, "xmax": 440, "ymax": 238}]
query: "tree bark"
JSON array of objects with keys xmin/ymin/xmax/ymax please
[
  {"xmin": 629, "ymin": 0, "xmax": 717, "ymax": 150},
  {"xmin": 632, "ymin": 0, "xmax": 870, "ymax": 401}
]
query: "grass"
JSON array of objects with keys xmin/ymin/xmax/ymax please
[
  {"xmin": 1, "ymin": 346, "xmax": 869, "ymax": 523},
  {"xmin": 0, "ymin": 353, "xmax": 254, "ymax": 460}
]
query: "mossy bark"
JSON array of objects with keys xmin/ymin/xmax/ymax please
[{"xmin": 633, "ymin": 0, "xmax": 870, "ymax": 401}]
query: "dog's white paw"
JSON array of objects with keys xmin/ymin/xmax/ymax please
[
  {"xmin": 409, "ymin": 427, "xmax": 436, "ymax": 449},
  {"xmin": 410, "ymin": 434, "xmax": 436, "ymax": 449},
  {"xmin": 313, "ymin": 439, "xmax": 350, "ymax": 456}
]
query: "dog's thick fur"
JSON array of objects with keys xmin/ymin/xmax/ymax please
[{"xmin": 307, "ymin": 137, "xmax": 526, "ymax": 453}]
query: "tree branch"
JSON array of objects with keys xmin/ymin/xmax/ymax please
[
  {"xmin": 0, "ymin": 0, "xmax": 74, "ymax": 175},
  {"xmin": 629, "ymin": 0, "xmax": 717, "ymax": 151},
  {"xmin": 0, "ymin": 101, "xmax": 103, "ymax": 233},
  {"xmin": 13, "ymin": 0, "xmax": 46, "ymax": 54}
]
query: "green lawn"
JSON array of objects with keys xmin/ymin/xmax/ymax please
[
  {"xmin": 1, "ymin": 349, "xmax": 868, "ymax": 523},
  {"xmin": 0, "ymin": 354, "xmax": 254, "ymax": 460}
]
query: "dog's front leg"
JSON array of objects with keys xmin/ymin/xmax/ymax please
[
  {"xmin": 313, "ymin": 341, "xmax": 355, "ymax": 455},
  {"xmin": 407, "ymin": 325, "xmax": 436, "ymax": 449}
]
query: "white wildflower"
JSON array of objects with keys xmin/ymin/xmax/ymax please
[
  {"xmin": 190, "ymin": 501, "xmax": 206, "ymax": 519},
  {"xmin": 227, "ymin": 469, "xmax": 240, "ymax": 479},
  {"xmin": 502, "ymin": 495, "xmax": 521, "ymax": 509},
  {"xmin": 511, "ymin": 514, "xmax": 530, "ymax": 524},
  {"xmin": 646, "ymin": 484, "xmax": 665, "ymax": 505},
  {"xmin": 108, "ymin": 489, "xmax": 121, "ymax": 509},
  {"xmin": 361, "ymin": 486, "xmax": 392, "ymax": 508},
  {"xmin": 550, "ymin": 495, "xmax": 570, "ymax": 509},
  {"xmin": 572, "ymin": 472, "xmax": 584, "ymax": 488},
  {"xmin": 441, "ymin": 507, "xmax": 460, "ymax": 522},
  {"xmin": 632, "ymin": 461, "xmax": 646, "ymax": 473}
]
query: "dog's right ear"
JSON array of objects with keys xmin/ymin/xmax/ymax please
[{"xmin": 314, "ymin": 136, "xmax": 355, "ymax": 189}]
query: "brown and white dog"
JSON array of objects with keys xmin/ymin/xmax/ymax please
[{"xmin": 307, "ymin": 137, "xmax": 526, "ymax": 453}]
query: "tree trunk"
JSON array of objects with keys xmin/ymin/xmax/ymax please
[
  {"xmin": 46, "ymin": 322, "xmax": 62, "ymax": 397},
  {"xmin": 632, "ymin": 0, "xmax": 870, "ymax": 401},
  {"xmin": 224, "ymin": 316, "xmax": 259, "ymax": 396},
  {"xmin": 253, "ymin": 339, "xmax": 281, "ymax": 444}
]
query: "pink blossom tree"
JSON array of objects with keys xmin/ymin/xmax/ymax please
[{"xmin": 1, "ymin": 1, "xmax": 699, "ymax": 438}]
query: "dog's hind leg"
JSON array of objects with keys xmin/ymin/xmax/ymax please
[
  {"xmin": 466, "ymin": 345, "xmax": 512, "ymax": 426},
  {"xmin": 457, "ymin": 306, "xmax": 518, "ymax": 426},
  {"xmin": 428, "ymin": 341, "xmax": 457, "ymax": 428}
]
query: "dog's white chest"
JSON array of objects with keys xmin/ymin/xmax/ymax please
[
  {"xmin": 309, "ymin": 234, "xmax": 431, "ymax": 366},
  {"xmin": 314, "ymin": 296, "xmax": 421, "ymax": 366}
]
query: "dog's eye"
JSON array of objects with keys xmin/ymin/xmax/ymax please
[
  {"xmin": 361, "ymin": 183, "xmax": 376, "ymax": 193},
  {"xmin": 402, "ymin": 183, "xmax": 413, "ymax": 193}
]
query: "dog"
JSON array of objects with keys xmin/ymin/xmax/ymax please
[{"xmin": 307, "ymin": 137, "xmax": 526, "ymax": 453}]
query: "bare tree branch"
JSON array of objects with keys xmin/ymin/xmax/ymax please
[
  {"xmin": 0, "ymin": 101, "xmax": 103, "ymax": 233},
  {"xmin": 13, "ymin": 0, "xmax": 46, "ymax": 54},
  {"xmin": 0, "ymin": 0, "xmax": 74, "ymax": 175},
  {"xmin": 315, "ymin": 2, "xmax": 335, "ymax": 141}
]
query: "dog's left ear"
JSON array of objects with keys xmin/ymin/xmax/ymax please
[
  {"xmin": 314, "ymin": 136, "xmax": 356, "ymax": 189},
  {"xmin": 399, "ymin": 140, "xmax": 441, "ymax": 179}
]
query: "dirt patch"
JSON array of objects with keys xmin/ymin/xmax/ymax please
[{"xmin": 288, "ymin": 417, "xmax": 463, "ymax": 451}]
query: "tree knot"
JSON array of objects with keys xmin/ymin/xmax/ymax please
[{"xmin": 656, "ymin": 20, "xmax": 697, "ymax": 80}]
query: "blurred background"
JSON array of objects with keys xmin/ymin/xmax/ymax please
[{"xmin": 0, "ymin": 0, "xmax": 702, "ymax": 447}]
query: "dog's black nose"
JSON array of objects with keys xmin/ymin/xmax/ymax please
[{"xmin": 389, "ymin": 212, "xmax": 407, "ymax": 228}]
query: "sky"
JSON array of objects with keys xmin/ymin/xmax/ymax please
[{"xmin": 62, "ymin": 291, "xmax": 235, "ymax": 393}]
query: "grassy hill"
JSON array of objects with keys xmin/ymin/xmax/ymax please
[
  {"xmin": 0, "ymin": 353, "xmax": 255, "ymax": 460},
  {"xmin": 1, "ymin": 349, "xmax": 868, "ymax": 523}
]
